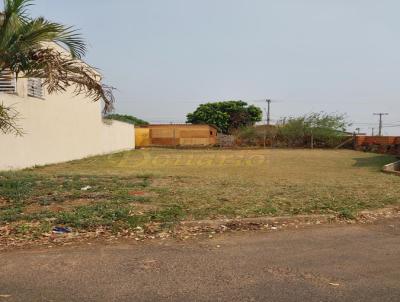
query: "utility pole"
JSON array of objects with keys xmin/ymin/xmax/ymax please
[
  {"xmin": 371, "ymin": 128, "xmax": 375, "ymax": 136},
  {"xmin": 373, "ymin": 113, "xmax": 388, "ymax": 136},
  {"xmin": 263, "ymin": 99, "xmax": 271, "ymax": 148},
  {"xmin": 266, "ymin": 99, "xmax": 271, "ymax": 126},
  {"xmin": 355, "ymin": 127, "xmax": 360, "ymax": 135},
  {"xmin": 310, "ymin": 129, "xmax": 314, "ymax": 149},
  {"xmin": 263, "ymin": 108, "xmax": 268, "ymax": 148}
]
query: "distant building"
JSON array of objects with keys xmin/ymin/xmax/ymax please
[{"xmin": 136, "ymin": 124, "xmax": 218, "ymax": 147}]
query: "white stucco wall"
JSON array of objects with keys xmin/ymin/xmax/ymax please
[{"xmin": 0, "ymin": 78, "xmax": 134, "ymax": 170}]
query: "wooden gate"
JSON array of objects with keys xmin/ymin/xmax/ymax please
[{"xmin": 135, "ymin": 128, "xmax": 150, "ymax": 147}]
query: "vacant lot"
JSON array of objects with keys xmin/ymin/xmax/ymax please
[{"xmin": 1, "ymin": 149, "xmax": 399, "ymax": 239}]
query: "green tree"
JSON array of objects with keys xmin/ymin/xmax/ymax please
[
  {"xmin": 0, "ymin": 0, "xmax": 114, "ymax": 134},
  {"xmin": 278, "ymin": 112, "xmax": 349, "ymax": 148},
  {"xmin": 186, "ymin": 100, "xmax": 262, "ymax": 134},
  {"xmin": 105, "ymin": 114, "xmax": 148, "ymax": 126}
]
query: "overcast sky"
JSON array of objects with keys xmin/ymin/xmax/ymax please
[{"xmin": 24, "ymin": 0, "xmax": 400, "ymax": 134}]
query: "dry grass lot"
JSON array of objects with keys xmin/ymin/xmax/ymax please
[{"xmin": 1, "ymin": 149, "xmax": 400, "ymax": 238}]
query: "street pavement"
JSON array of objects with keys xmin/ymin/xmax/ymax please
[{"xmin": 0, "ymin": 218, "xmax": 399, "ymax": 301}]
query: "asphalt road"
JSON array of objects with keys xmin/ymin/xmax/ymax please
[{"xmin": 0, "ymin": 219, "xmax": 399, "ymax": 302}]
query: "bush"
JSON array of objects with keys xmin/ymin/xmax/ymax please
[
  {"xmin": 277, "ymin": 112, "xmax": 349, "ymax": 148},
  {"xmin": 105, "ymin": 114, "xmax": 148, "ymax": 126},
  {"xmin": 236, "ymin": 125, "xmax": 278, "ymax": 146},
  {"xmin": 236, "ymin": 127, "xmax": 263, "ymax": 146}
]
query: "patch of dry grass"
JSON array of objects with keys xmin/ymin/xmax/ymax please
[{"xmin": 1, "ymin": 149, "xmax": 399, "ymax": 236}]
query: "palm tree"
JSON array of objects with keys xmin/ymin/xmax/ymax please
[{"xmin": 0, "ymin": 0, "xmax": 114, "ymax": 134}]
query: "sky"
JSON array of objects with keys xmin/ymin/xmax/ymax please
[{"xmin": 22, "ymin": 0, "xmax": 400, "ymax": 134}]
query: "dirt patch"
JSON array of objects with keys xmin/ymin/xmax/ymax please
[
  {"xmin": 130, "ymin": 203, "xmax": 160, "ymax": 213},
  {"xmin": 176, "ymin": 214, "xmax": 335, "ymax": 237},
  {"xmin": 0, "ymin": 197, "xmax": 8, "ymax": 208},
  {"xmin": 174, "ymin": 206, "xmax": 400, "ymax": 240},
  {"xmin": 128, "ymin": 191, "xmax": 158, "ymax": 198},
  {"xmin": 24, "ymin": 199, "xmax": 93, "ymax": 214},
  {"xmin": 357, "ymin": 206, "xmax": 400, "ymax": 221},
  {"xmin": 150, "ymin": 177, "xmax": 176, "ymax": 188}
]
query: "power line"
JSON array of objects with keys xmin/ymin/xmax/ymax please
[
  {"xmin": 382, "ymin": 124, "xmax": 400, "ymax": 128},
  {"xmin": 351, "ymin": 122, "xmax": 377, "ymax": 125}
]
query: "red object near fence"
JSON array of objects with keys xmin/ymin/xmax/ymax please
[{"xmin": 355, "ymin": 136, "xmax": 399, "ymax": 147}]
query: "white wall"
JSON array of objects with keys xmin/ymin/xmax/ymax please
[{"xmin": 0, "ymin": 78, "xmax": 134, "ymax": 170}]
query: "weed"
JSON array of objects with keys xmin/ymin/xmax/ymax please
[
  {"xmin": 0, "ymin": 173, "xmax": 38, "ymax": 201},
  {"xmin": 0, "ymin": 206, "xmax": 23, "ymax": 222},
  {"xmin": 149, "ymin": 205, "xmax": 185, "ymax": 223},
  {"xmin": 338, "ymin": 208, "xmax": 355, "ymax": 219}
]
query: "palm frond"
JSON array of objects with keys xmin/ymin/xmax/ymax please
[
  {"xmin": 3, "ymin": 0, "xmax": 33, "ymax": 22},
  {"xmin": 26, "ymin": 48, "xmax": 114, "ymax": 113},
  {"xmin": 0, "ymin": 102, "xmax": 23, "ymax": 135},
  {"xmin": 13, "ymin": 18, "xmax": 85, "ymax": 55},
  {"xmin": 0, "ymin": 0, "xmax": 114, "ymax": 135},
  {"xmin": 0, "ymin": 0, "xmax": 87, "ymax": 61},
  {"xmin": 0, "ymin": 0, "xmax": 32, "ymax": 43},
  {"xmin": 54, "ymin": 25, "xmax": 87, "ymax": 58}
]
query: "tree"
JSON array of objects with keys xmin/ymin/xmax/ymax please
[
  {"xmin": 278, "ymin": 112, "xmax": 349, "ymax": 148},
  {"xmin": 0, "ymin": 0, "xmax": 114, "ymax": 135},
  {"xmin": 105, "ymin": 114, "xmax": 148, "ymax": 126},
  {"xmin": 186, "ymin": 100, "xmax": 262, "ymax": 134}
]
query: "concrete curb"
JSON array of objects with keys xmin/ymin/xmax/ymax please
[
  {"xmin": 178, "ymin": 207, "xmax": 400, "ymax": 232},
  {"xmin": 179, "ymin": 214, "xmax": 335, "ymax": 229}
]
